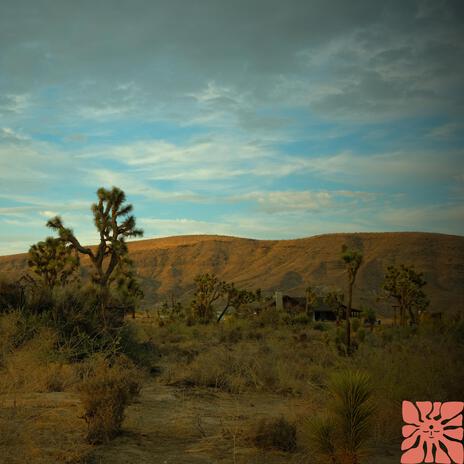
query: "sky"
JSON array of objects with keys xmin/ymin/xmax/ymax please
[{"xmin": 1, "ymin": 0, "xmax": 463, "ymax": 254}]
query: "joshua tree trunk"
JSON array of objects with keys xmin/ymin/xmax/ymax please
[{"xmin": 346, "ymin": 280, "xmax": 353, "ymax": 353}]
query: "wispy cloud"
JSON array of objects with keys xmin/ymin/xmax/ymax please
[{"xmin": 0, "ymin": 0, "xmax": 463, "ymax": 254}]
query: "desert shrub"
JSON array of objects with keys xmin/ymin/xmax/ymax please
[
  {"xmin": 313, "ymin": 322, "xmax": 327, "ymax": 331},
  {"xmin": 356, "ymin": 327, "xmax": 366, "ymax": 343},
  {"xmin": 252, "ymin": 307, "xmax": 283, "ymax": 327},
  {"xmin": 353, "ymin": 324, "xmax": 464, "ymax": 446},
  {"xmin": 253, "ymin": 416, "xmax": 297, "ymax": 452},
  {"xmin": 351, "ymin": 317, "xmax": 360, "ymax": 333},
  {"xmin": 0, "ymin": 325, "xmax": 81, "ymax": 393},
  {"xmin": 284, "ymin": 312, "xmax": 311, "ymax": 326},
  {"xmin": 307, "ymin": 415, "xmax": 338, "ymax": 463},
  {"xmin": 0, "ymin": 312, "xmax": 22, "ymax": 366},
  {"xmin": 78, "ymin": 355, "xmax": 141, "ymax": 444},
  {"xmin": 168, "ymin": 329, "xmax": 338, "ymax": 395},
  {"xmin": 117, "ymin": 322, "xmax": 158, "ymax": 368},
  {"xmin": 0, "ymin": 276, "xmax": 26, "ymax": 312},
  {"xmin": 362, "ymin": 308, "xmax": 377, "ymax": 327}
]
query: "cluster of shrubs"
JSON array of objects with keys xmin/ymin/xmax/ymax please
[{"xmin": 0, "ymin": 274, "xmax": 154, "ymax": 445}]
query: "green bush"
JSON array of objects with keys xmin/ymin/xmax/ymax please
[
  {"xmin": 313, "ymin": 322, "xmax": 327, "ymax": 331},
  {"xmin": 351, "ymin": 317, "xmax": 360, "ymax": 333},
  {"xmin": 0, "ymin": 276, "xmax": 26, "ymax": 312}
]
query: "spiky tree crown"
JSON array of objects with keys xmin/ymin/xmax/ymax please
[{"xmin": 28, "ymin": 236, "xmax": 79, "ymax": 288}]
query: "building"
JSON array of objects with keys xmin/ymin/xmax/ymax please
[{"xmin": 271, "ymin": 292, "xmax": 362, "ymax": 321}]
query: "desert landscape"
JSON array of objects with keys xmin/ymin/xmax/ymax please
[
  {"xmin": 1, "ymin": 209, "xmax": 463, "ymax": 463},
  {"xmin": 1, "ymin": 0, "xmax": 464, "ymax": 463},
  {"xmin": 2, "ymin": 232, "xmax": 463, "ymax": 313}
]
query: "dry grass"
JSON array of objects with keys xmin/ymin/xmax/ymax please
[
  {"xmin": 0, "ymin": 393, "xmax": 92, "ymax": 464},
  {"xmin": 0, "ymin": 310, "xmax": 462, "ymax": 463},
  {"xmin": 149, "ymin": 320, "xmax": 338, "ymax": 397}
]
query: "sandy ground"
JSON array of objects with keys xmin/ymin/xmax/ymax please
[
  {"xmin": 91, "ymin": 381, "xmax": 312, "ymax": 464},
  {"xmin": 2, "ymin": 379, "xmax": 400, "ymax": 463}
]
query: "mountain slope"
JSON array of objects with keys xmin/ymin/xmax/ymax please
[{"xmin": 1, "ymin": 232, "xmax": 463, "ymax": 313}]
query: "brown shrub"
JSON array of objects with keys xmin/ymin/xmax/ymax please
[
  {"xmin": 253, "ymin": 416, "xmax": 297, "ymax": 452},
  {"xmin": 78, "ymin": 355, "xmax": 141, "ymax": 444}
]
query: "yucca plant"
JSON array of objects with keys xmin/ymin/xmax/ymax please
[
  {"xmin": 331, "ymin": 370, "xmax": 374, "ymax": 463},
  {"xmin": 307, "ymin": 415, "xmax": 338, "ymax": 463},
  {"xmin": 308, "ymin": 370, "xmax": 374, "ymax": 464}
]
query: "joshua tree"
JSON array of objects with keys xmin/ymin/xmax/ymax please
[
  {"xmin": 305, "ymin": 285, "xmax": 318, "ymax": 317},
  {"xmin": 47, "ymin": 187, "xmax": 143, "ymax": 328},
  {"xmin": 383, "ymin": 264, "xmax": 429, "ymax": 326},
  {"xmin": 28, "ymin": 236, "xmax": 79, "ymax": 289},
  {"xmin": 190, "ymin": 273, "xmax": 226, "ymax": 323},
  {"xmin": 217, "ymin": 283, "xmax": 256, "ymax": 322},
  {"xmin": 160, "ymin": 292, "xmax": 184, "ymax": 322},
  {"xmin": 324, "ymin": 290, "xmax": 345, "ymax": 322},
  {"xmin": 111, "ymin": 256, "xmax": 144, "ymax": 319},
  {"xmin": 341, "ymin": 245, "xmax": 363, "ymax": 353}
]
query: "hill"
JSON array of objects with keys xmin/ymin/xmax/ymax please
[{"xmin": 1, "ymin": 232, "xmax": 463, "ymax": 314}]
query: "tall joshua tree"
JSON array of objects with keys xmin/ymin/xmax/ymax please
[
  {"xmin": 341, "ymin": 245, "xmax": 363, "ymax": 353},
  {"xmin": 47, "ymin": 187, "xmax": 143, "ymax": 328}
]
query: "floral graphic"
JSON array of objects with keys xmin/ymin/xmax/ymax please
[{"xmin": 402, "ymin": 401, "xmax": 463, "ymax": 463}]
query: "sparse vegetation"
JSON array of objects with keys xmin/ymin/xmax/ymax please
[
  {"xmin": 341, "ymin": 245, "xmax": 363, "ymax": 353},
  {"xmin": 0, "ymin": 189, "xmax": 462, "ymax": 463}
]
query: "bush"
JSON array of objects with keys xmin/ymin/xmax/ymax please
[
  {"xmin": 0, "ymin": 276, "xmax": 26, "ymax": 312},
  {"xmin": 78, "ymin": 355, "xmax": 141, "ymax": 443},
  {"xmin": 356, "ymin": 328, "xmax": 366, "ymax": 343},
  {"xmin": 253, "ymin": 416, "xmax": 297, "ymax": 452},
  {"xmin": 313, "ymin": 322, "xmax": 327, "ymax": 331},
  {"xmin": 351, "ymin": 317, "xmax": 360, "ymax": 333},
  {"xmin": 284, "ymin": 313, "xmax": 311, "ymax": 325},
  {"xmin": 117, "ymin": 322, "xmax": 158, "ymax": 369}
]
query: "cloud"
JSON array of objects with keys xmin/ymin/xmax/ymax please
[
  {"xmin": 0, "ymin": 0, "xmax": 463, "ymax": 255},
  {"xmin": 39, "ymin": 210, "xmax": 58, "ymax": 218},
  {"xmin": 427, "ymin": 122, "xmax": 464, "ymax": 139},
  {"xmin": 307, "ymin": 150, "xmax": 464, "ymax": 187},
  {"xmin": 139, "ymin": 217, "xmax": 234, "ymax": 237},
  {"xmin": 0, "ymin": 94, "xmax": 30, "ymax": 115},
  {"xmin": 236, "ymin": 190, "xmax": 332, "ymax": 213},
  {"xmin": 1, "ymin": 0, "xmax": 462, "ymax": 125},
  {"xmin": 0, "ymin": 127, "xmax": 28, "ymax": 141},
  {"xmin": 378, "ymin": 203, "xmax": 464, "ymax": 235}
]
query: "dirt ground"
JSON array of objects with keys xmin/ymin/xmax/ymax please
[
  {"xmin": 2, "ymin": 377, "xmax": 400, "ymax": 464},
  {"xmin": 91, "ymin": 380, "xmax": 312, "ymax": 464},
  {"xmin": 91, "ymin": 379, "xmax": 399, "ymax": 464}
]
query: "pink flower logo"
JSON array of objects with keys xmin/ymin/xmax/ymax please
[{"xmin": 402, "ymin": 401, "xmax": 463, "ymax": 463}]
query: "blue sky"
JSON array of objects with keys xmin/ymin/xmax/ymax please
[{"xmin": 1, "ymin": 0, "xmax": 463, "ymax": 254}]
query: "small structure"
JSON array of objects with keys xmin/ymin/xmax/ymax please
[
  {"xmin": 312, "ymin": 302, "xmax": 362, "ymax": 322},
  {"xmin": 270, "ymin": 292, "xmax": 362, "ymax": 322}
]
